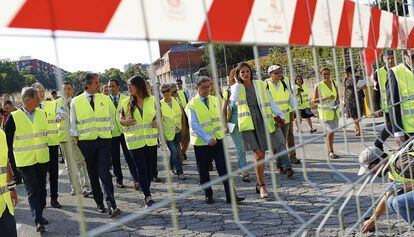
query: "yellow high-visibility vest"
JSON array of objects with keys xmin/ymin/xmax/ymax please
[
  {"xmin": 391, "ymin": 63, "xmax": 414, "ymax": 133},
  {"xmin": 266, "ymin": 79, "xmax": 293, "ymax": 123},
  {"xmin": 317, "ymin": 80, "xmax": 338, "ymax": 122},
  {"xmin": 72, "ymin": 93, "xmax": 112, "ymax": 141},
  {"xmin": 186, "ymin": 95, "xmax": 224, "ymax": 146},
  {"xmin": 294, "ymin": 84, "xmax": 311, "ymax": 110},
  {"xmin": 236, "ymin": 80, "xmax": 275, "ymax": 133},
  {"xmin": 109, "ymin": 93, "xmax": 128, "ymax": 137},
  {"xmin": 177, "ymin": 90, "xmax": 188, "ymax": 108},
  {"xmin": 377, "ymin": 67, "xmax": 389, "ymax": 113},
  {"xmin": 388, "ymin": 152, "xmax": 414, "ymax": 184},
  {"xmin": 12, "ymin": 109, "xmax": 50, "ymax": 167},
  {"xmin": 55, "ymin": 98, "xmax": 69, "ymax": 143},
  {"xmin": 121, "ymin": 96, "xmax": 159, "ymax": 150},
  {"xmin": 161, "ymin": 97, "xmax": 182, "ymax": 141},
  {"xmin": 0, "ymin": 129, "xmax": 14, "ymax": 217},
  {"xmin": 42, "ymin": 100, "xmax": 59, "ymax": 146}
]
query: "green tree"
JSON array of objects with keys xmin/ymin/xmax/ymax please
[
  {"xmin": 100, "ymin": 68, "xmax": 125, "ymax": 90},
  {"xmin": 123, "ymin": 66, "xmax": 148, "ymax": 82},
  {"xmin": 200, "ymin": 44, "xmax": 254, "ymax": 77},
  {"xmin": 0, "ymin": 61, "xmax": 25, "ymax": 95},
  {"xmin": 64, "ymin": 71, "xmax": 89, "ymax": 95},
  {"xmin": 373, "ymin": 0, "xmax": 409, "ymax": 16}
]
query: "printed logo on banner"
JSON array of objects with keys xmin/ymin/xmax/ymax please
[
  {"xmin": 162, "ymin": 0, "xmax": 185, "ymax": 20},
  {"xmin": 258, "ymin": 0, "xmax": 284, "ymax": 33}
]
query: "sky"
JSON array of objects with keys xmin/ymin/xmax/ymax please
[{"xmin": 0, "ymin": 30, "xmax": 160, "ymax": 73}]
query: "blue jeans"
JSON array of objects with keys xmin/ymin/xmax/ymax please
[
  {"xmin": 387, "ymin": 189, "xmax": 414, "ymax": 225},
  {"xmin": 166, "ymin": 132, "xmax": 183, "ymax": 175},
  {"xmin": 229, "ymin": 125, "xmax": 247, "ymax": 169}
]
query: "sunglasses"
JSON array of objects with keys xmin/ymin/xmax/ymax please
[
  {"xmin": 162, "ymin": 89, "xmax": 171, "ymax": 94},
  {"xmin": 171, "ymin": 90, "xmax": 177, "ymax": 94}
]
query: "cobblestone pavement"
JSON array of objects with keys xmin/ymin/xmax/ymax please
[{"xmin": 15, "ymin": 119, "xmax": 412, "ymax": 236}]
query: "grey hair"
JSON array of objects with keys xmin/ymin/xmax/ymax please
[
  {"xmin": 196, "ymin": 76, "xmax": 210, "ymax": 86},
  {"xmin": 21, "ymin": 87, "xmax": 39, "ymax": 102}
]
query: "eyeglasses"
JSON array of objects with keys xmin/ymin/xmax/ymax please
[{"xmin": 161, "ymin": 89, "xmax": 171, "ymax": 94}]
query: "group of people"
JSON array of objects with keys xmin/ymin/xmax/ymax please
[{"xmin": 1, "ymin": 48, "xmax": 414, "ymax": 236}]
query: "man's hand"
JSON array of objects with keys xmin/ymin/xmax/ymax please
[
  {"xmin": 208, "ymin": 139, "xmax": 217, "ymax": 147},
  {"xmin": 396, "ymin": 136, "xmax": 406, "ymax": 147},
  {"xmin": 274, "ymin": 116, "xmax": 285, "ymax": 126},
  {"xmin": 126, "ymin": 118, "xmax": 136, "ymax": 126},
  {"xmin": 73, "ymin": 136, "xmax": 79, "ymax": 144},
  {"xmin": 10, "ymin": 190, "xmax": 17, "ymax": 207},
  {"xmin": 151, "ymin": 120, "xmax": 158, "ymax": 128},
  {"xmin": 375, "ymin": 111, "xmax": 383, "ymax": 117},
  {"xmin": 362, "ymin": 218, "xmax": 376, "ymax": 233}
]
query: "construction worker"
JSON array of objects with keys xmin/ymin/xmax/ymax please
[
  {"xmin": 186, "ymin": 76, "xmax": 244, "ymax": 204},
  {"xmin": 373, "ymin": 51, "xmax": 395, "ymax": 151},
  {"xmin": 4, "ymin": 87, "xmax": 49, "ymax": 232},
  {"xmin": 32, "ymin": 82, "xmax": 62, "ymax": 209},
  {"xmin": 107, "ymin": 79, "xmax": 139, "ymax": 189},
  {"xmin": 266, "ymin": 64, "xmax": 300, "ymax": 165},
  {"xmin": 313, "ymin": 67, "xmax": 340, "ymax": 159},
  {"xmin": 0, "ymin": 128, "xmax": 18, "ymax": 237},
  {"xmin": 387, "ymin": 49, "xmax": 414, "ymax": 148},
  {"xmin": 70, "ymin": 73, "xmax": 121, "ymax": 217},
  {"xmin": 357, "ymin": 146, "xmax": 414, "ymax": 233},
  {"xmin": 55, "ymin": 81, "xmax": 91, "ymax": 196},
  {"xmin": 160, "ymin": 83, "xmax": 186, "ymax": 180},
  {"xmin": 176, "ymin": 78, "xmax": 191, "ymax": 161},
  {"xmin": 119, "ymin": 75, "xmax": 159, "ymax": 207}
]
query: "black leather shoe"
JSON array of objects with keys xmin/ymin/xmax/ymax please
[
  {"xmin": 36, "ymin": 223, "xmax": 45, "ymax": 232},
  {"xmin": 15, "ymin": 179, "xmax": 23, "ymax": 185},
  {"xmin": 40, "ymin": 217, "xmax": 49, "ymax": 225},
  {"xmin": 108, "ymin": 207, "xmax": 121, "ymax": 217},
  {"xmin": 83, "ymin": 190, "xmax": 93, "ymax": 198},
  {"xmin": 116, "ymin": 181, "xmax": 125, "ymax": 188},
  {"xmin": 51, "ymin": 199, "xmax": 62, "ymax": 208},
  {"xmin": 97, "ymin": 205, "xmax": 106, "ymax": 213},
  {"xmin": 226, "ymin": 196, "xmax": 245, "ymax": 204},
  {"xmin": 144, "ymin": 199, "xmax": 155, "ymax": 208},
  {"xmin": 205, "ymin": 196, "xmax": 214, "ymax": 204}
]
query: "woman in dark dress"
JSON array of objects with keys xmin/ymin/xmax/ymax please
[{"xmin": 343, "ymin": 66, "xmax": 365, "ymax": 136}]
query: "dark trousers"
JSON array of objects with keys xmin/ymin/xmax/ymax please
[
  {"xmin": 374, "ymin": 113, "xmax": 393, "ymax": 151},
  {"xmin": 167, "ymin": 132, "xmax": 183, "ymax": 175},
  {"xmin": 8, "ymin": 156, "xmax": 21, "ymax": 183},
  {"xmin": 48, "ymin": 145, "xmax": 59, "ymax": 200},
  {"xmin": 193, "ymin": 139, "xmax": 230, "ymax": 199},
  {"xmin": 19, "ymin": 163, "xmax": 48, "ymax": 225},
  {"xmin": 111, "ymin": 134, "xmax": 138, "ymax": 182},
  {"xmin": 129, "ymin": 145, "xmax": 157, "ymax": 198},
  {"xmin": 78, "ymin": 138, "xmax": 116, "ymax": 209},
  {"xmin": 0, "ymin": 207, "xmax": 17, "ymax": 237}
]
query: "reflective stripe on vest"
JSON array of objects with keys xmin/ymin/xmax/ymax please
[
  {"xmin": 236, "ymin": 80, "xmax": 275, "ymax": 133},
  {"xmin": 11, "ymin": 109, "xmax": 50, "ymax": 167},
  {"xmin": 72, "ymin": 93, "xmax": 112, "ymax": 140},
  {"xmin": 391, "ymin": 63, "xmax": 414, "ymax": 133},
  {"xmin": 0, "ymin": 129, "xmax": 14, "ymax": 217},
  {"xmin": 121, "ymin": 96, "xmax": 159, "ymax": 150},
  {"xmin": 388, "ymin": 153, "xmax": 414, "ymax": 184},
  {"xmin": 317, "ymin": 80, "xmax": 338, "ymax": 122},
  {"xmin": 186, "ymin": 95, "xmax": 224, "ymax": 146}
]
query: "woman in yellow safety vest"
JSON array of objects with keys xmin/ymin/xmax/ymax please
[
  {"xmin": 294, "ymin": 75, "xmax": 316, "ymax": 133},
  {"xmin": 312, "ymin": 67, "xmax": 340, "ymax": 159},
  {"xmin": 160, "ymin": 83, "xmax": 186, "ymax": 180},
  {"xmin": 222, "ymin": 69, "xmax": 250, "ymax": 182},
  {"xmin": 231, "ymin": 62, "xmax": 293, "ymax": 199},
  {"xmin": 119, "ymin": 76, "xmax": 159, "ymax": 207}
]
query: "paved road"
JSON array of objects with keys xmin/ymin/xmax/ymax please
[{"xmin": 14, "ymin": 118, "xmax": 411, "ymax": 236}]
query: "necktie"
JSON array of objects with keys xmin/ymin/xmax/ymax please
[
  {"xmin": 113, "ymin": 97, "xmax": 118, "ymax": 108},
  {"xmin": 203, "ymin": 98, "xmax": 209, "ymax": 109},
  {"xmin": 89, "ymin": 95, "xmax": 95, "ymax": 110}
]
